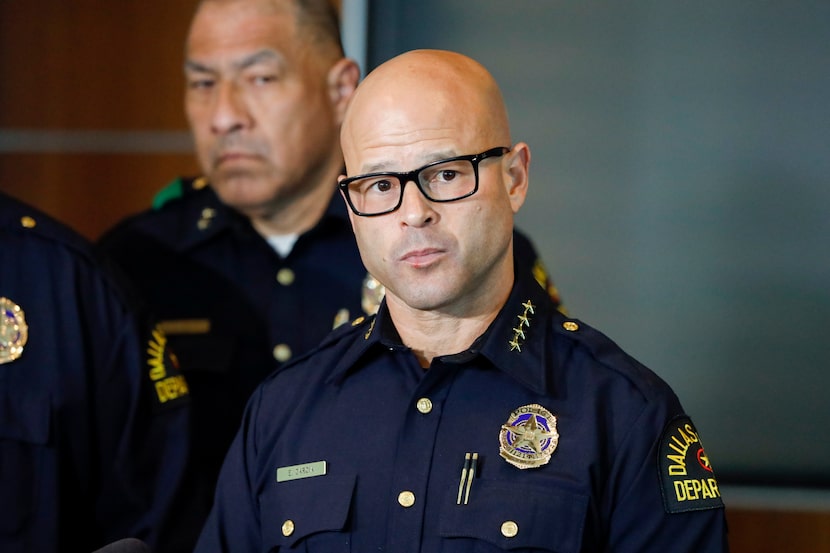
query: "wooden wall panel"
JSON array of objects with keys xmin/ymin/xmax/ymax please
[
  {"xmin": 0, "ymin": 1, "xmax": 197, "ymax": 129},
  {"xmin": 0, "ymin": 1, "xmax": 200, "ymax": 239}
]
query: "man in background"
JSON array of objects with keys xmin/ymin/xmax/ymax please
[{"xmin": 0, "ymin": 190, "xmax": 189, "ymax": 552}]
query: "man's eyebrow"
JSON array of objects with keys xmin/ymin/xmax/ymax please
[
  {"xmin": 362, "ymin": 150, "xmax": 457, "ymax": 174},
  {"xmin": 184, "ymin": 49, "xmax": 284, "ymax": 74},
  {"xmin": 234, "ymin": 49, "xmax": 283, "ymax": 71},
  {"xmin": 184, "ymin": 59, "xmax": 212, "ymax": 74}
]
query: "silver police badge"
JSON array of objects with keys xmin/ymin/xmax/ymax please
[
  {"xmin": 0, "ymin": 297, "xmax": 28, "ymax": 364},
  {"xmin": 499, "ymin": 403, "xmax": 559, "ymax": 469}
]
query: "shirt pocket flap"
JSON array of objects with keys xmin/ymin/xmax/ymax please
[
  {"xmin": 262, "ymin": 471, "xmax": 356, "ymax": 549},
  {"xmin": 0, "ymin": 389, "xmax": 50, "ymax": 535},
  {"xmin": 439, "ymin": 479, "xmax": 589, "ymax": 552},
  {"xmin": 166, "ymin": 331, "xmax": 235, "ymax": 374}
]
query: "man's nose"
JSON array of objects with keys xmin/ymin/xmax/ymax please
[
  {"xmin": 399, "ymin": 179, "xmax": 437, "ymax": 227},
  {"xmin": 210, "ymin": 82, "xmax": 250, "ymax": 134}
]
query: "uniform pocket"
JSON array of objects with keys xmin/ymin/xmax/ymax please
[
  {"xmin": 0, "ymin": 388, "xmax": 51, "ymax": 535},
  {"xmin": 261, "ymin": 471, "xmax": 356, "ymax": 552},
  {"xmin": 439, "ymin": 479, "xmax": 589, "ymax": 552},
  {"xmin": 165, "ymin": 330, "xmax": 235, "ymax": 374}
]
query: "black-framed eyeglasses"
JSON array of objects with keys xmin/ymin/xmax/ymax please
[{"xmin": 338, "ymin": 146, "xmax": 510, "ymax": 217}]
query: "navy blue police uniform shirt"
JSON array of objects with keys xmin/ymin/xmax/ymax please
[
  {"xmin": 0, "ymin": 191, "xmax": 190, "ymax": 553},
  {"xmin": 96, "ymin": 180, "xmax": 371, "ymax": 538},
  {"xmin": 194, "ymin": 265, "xmax": 728, "ymax": 553},
  {"xmin": 96, "ymin": 177, "xmax": 565, "ymax": 549}
]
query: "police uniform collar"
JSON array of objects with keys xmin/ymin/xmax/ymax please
[
  {"xmin": 327, "ymin": 299, "xmax": 400, "ymax": 384},
  {"xmin": 328, "ymin": 269, "xmax": 556, "ymax": 394},
  {"xmin": 472, "ymin": 268, "xmax": 555, "ymax": 395},
  {"xmin": 176, "ymin": 186, "xmax": 349, "ymax": 251},
  {"xmin": 173, "ymin": 186, "xmax": 236, "ymax": 250}
]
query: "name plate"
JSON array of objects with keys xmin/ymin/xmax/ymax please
[{"xmin": 276, "ymin": 461, "xmax": 327, "ymax": 483}]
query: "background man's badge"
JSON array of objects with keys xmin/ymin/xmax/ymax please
[
  {"xmin": 499, "ymin": 403, "xmax": 559, "ymax": 469},
  {"xmin": 0, "ymin": 297, "xmax": 28, "ymax": 364},
  {"xmin": 361, "ymin": 273, "xmax": 385, "ymax": 315}
]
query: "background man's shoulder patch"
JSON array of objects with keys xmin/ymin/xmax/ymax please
[
  {"xmin": 145, "ymin": 324, "xmax": 190, "ymax": 412},
  {"xmin": 658, "ymin": 415, "xmax": 725, "ymax": 513}
]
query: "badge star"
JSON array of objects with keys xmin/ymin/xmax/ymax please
[
  {"xmin": 509, "ymin": 338, "xmax": 522, "ymax": 352},
  {"xmin": 505, "ymin": 415, "xmax": 555, "ymax": 454},
  {"xmin": 522, "ymin": 300, "xmax": 536, "ymax": 314},
  {"xmin": 512, "ymin": 326, "xmax": 526, "ymax": 340},
  {"xmin": 697, "ymin": 448, "xmax": 713, "ymax": 472}
]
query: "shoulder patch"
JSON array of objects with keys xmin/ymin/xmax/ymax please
[
  {"xmin": 658, "ymin": 415, "xmax": 724, "ymax": 513},
  {"xmin": 146, "ymin": 324, "xmax": 190, "ymax": 411}
]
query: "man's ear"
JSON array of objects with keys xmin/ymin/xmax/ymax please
[
  {"xmin": 328, "ymin": 58, "xmax": 361, "ymax": 123},
  {"xmin": 504, "ymin": 142, "xmax": 531, "ymax": 213}
]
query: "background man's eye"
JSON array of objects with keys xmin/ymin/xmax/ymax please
[
  {"xmin": 188, "ymin": 79, "xmax": 215, "ymax": 90},
  {"xmin": 253, "ymin": 75, "xmax": 277, "ymax": 85}
]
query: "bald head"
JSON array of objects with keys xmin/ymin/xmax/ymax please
[
  {"xmin": 337, "ymin": 49, "xmax": 531, "ymax": 344},
  {"xmin": 341, "ymin": 50, "xmax": 512, "ymax": 173}
]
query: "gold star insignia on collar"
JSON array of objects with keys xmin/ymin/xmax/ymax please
[
  {"xmin": 508, "ymin": 299, "xmax": 536, "ymax": 353},
  {"xmin": 509, "ymin": 338, "xmax": 522, "ymax": 352},
  {"xmin": 364, "ymin": 317, "xmax": 375, "ymax": 340}
]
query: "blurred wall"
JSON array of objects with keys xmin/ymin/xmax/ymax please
[{"xmin": 369, "ymin": 0, "xmax": 830, "ymax": 487}]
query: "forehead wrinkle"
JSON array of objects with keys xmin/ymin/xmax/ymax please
[
  {"xmin": 186, "ymin": 0, "xmax": 298, "ymax": 67},
  {"xmin": 356, "ymin": 146, "xmax": 459, "ymax": 175}
]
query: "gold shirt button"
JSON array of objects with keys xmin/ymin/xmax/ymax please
[
  {"xmin": 416, "ymin": 397, "xmax": 433, "ymax": 414},
  {"xmin": 501, "ymin": 520, "xmax": 519, "ymax": 538},
  {"xmin": 562, "ymin": 321, "xmax": 579, "ymax": 332},
  {"xmin": 20, "ymin": 216, "xmax": 36, "ymax": 228},
  {"xmin": 276, "ymin": 268, "xmax": 295, "ymax": 286},
  {"xmin": 281, "ymin": 519, "xmax": 295, "ymax": 537},
  {"xmin": 273, "ymin": 343, "xmax": 292, "ymax": 362},
  {"xmin": 398, "ymin": 490, "xmax": 416, "ymax": 508}
]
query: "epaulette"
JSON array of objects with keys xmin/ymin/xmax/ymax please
[
  {"xmin": 271, "ymin": 314, "xmax": 376, "ymax": 376},
  {"xmin": 0, "ymin": 193, "xmax": 96, "ymax": 263},
  {"xmin": 316, "ymin": 313, "xmax": 375, "ymax": 353},
  {"xmin": 550, "ymin": 312, "xmax": 663, "ymax": 395},
  {"xmin": 152, "ymin": 175, "xmax": 210, "ymax": 209}
]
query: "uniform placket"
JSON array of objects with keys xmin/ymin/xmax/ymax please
[{"xmin": 385, "ymin": 367, "xmax": 452, "ymax": 552}]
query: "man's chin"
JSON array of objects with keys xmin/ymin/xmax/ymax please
[{"xmin": 211, "ymin": 174, "xmax": 277, "ymax": 214}]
